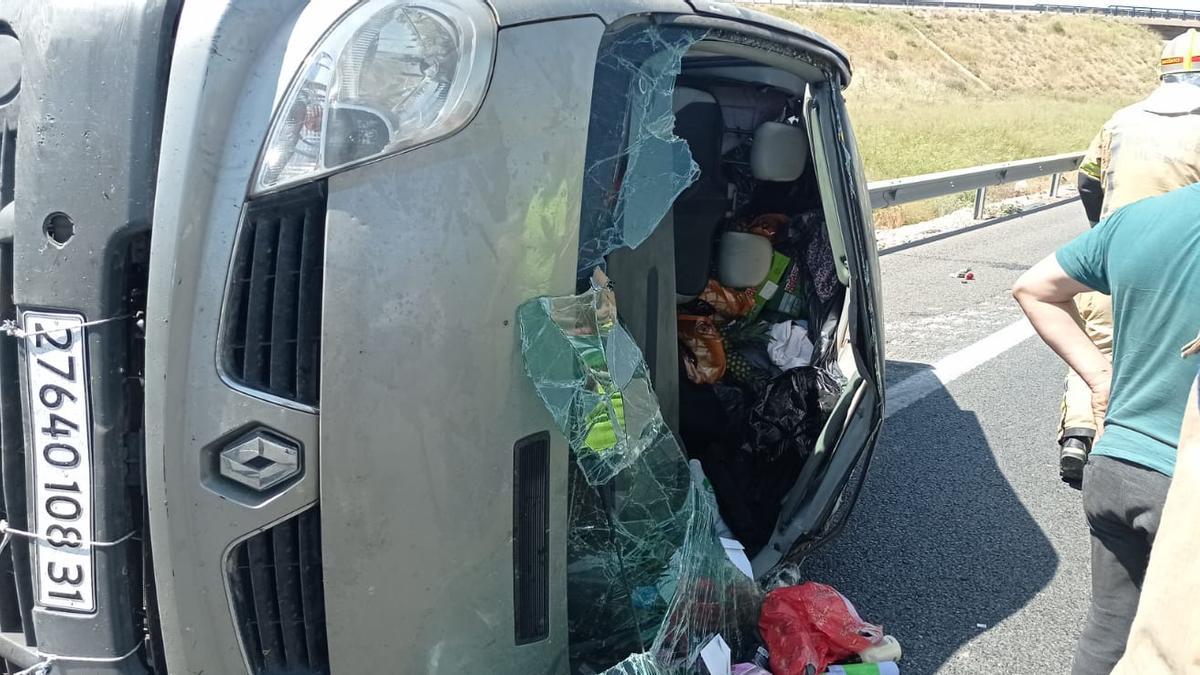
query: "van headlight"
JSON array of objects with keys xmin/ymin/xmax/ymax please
[{"xmin": 253, "ymin": 0, "xmax": 496, "ymax": 194}]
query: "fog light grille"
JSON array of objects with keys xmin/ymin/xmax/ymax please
[
  {"xmin": 222, "ymin": 184, "xmax": 325, "ymax": 408},
  {"xmin": 228, "ymin": 508, "xmax": 329, "ymax": 674}
]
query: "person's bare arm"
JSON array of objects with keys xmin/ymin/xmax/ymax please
[{"xmin": 1012, "ymin": 254, "xmax": 1112, "ymax": 412}]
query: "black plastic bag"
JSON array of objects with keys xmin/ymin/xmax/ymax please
[{"xmin": 749, "ymin": 367, "xmax": 825, "ymax": 461}]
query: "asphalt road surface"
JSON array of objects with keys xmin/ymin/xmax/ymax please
[{"xmin": 802, "ymin": 201, "xmax": 1093, "ymax": 674}]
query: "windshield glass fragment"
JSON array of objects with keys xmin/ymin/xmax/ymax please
[
  {"xmin": 576, "ymin": 26, "xmax": 705, "ymax": 276},
  {"xmin": 518, "ymin": 270, "xmax": 762, "ymax": 673}
]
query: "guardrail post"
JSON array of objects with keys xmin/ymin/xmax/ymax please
[
  {"xmin": 1049, "ymin": 173, "xmax": 1061, "ymax": 198},
  {"xmin": 973, "ymin": 187, "xmax": 987, "ymax": 219}
]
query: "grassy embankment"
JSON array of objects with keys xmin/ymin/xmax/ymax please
[{"xmin": 758, "ymin": 6, "xmax": 1164, "ymax": 226}]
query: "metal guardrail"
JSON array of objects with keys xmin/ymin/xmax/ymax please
[
  {"xmin": 1093, "ymin": 5, "xmax": 1200, "ymax": 21},
  {"xmin": 721, "ymin": 2, "xmax": 1136, "ymax": 215},
  {"xmin": 866, "ymin": 151, "xmax": 1085, "ymax": 215},
  {"xmin": 730, "ymin": 0, "xmax": 1200, "ymax": 20}
]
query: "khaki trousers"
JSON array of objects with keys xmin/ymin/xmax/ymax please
[{"xmin": 1061, "ymin": 291, "xmax": 1115, "ymax": 438}]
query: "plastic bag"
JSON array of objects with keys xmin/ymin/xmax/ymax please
[
  {"xmin": 749, "ymin": 368, "xmax": 824, "ymax": 461},
  {"xmin": 699, "ymin": 280, "xmax": 757, "ymax": 322},
  {"xmin": 815, "ymin": 362, "xmax": 847, "ymax": 415},
  {"xmin": 679, "ymin": 314, "xmax": 727, "ymax": 384},
  {"xmin": 678, "ymin": 378, "xmax": 807, "ymax": 554},
  {"xmin": 759, "ymin": 583, "xmax": 884, "ymax": 675}
]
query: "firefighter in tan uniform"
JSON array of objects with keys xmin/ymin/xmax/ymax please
[{"xmin": 1060, "ymin": 28, "xmax": 1200, "ymax": 485}]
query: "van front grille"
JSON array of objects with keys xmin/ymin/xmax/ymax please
[
  {"xmin": 228, "ymin": 508, "xmax": 329, "ymax": 675},
  {"xmin": 222, "ymin": 184, "xmax": 325, "ymax": 408}
]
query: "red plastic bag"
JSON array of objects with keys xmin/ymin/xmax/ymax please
[{"xmin": 759, "ymin": 582, "xmax": 884, "ymax": 675}]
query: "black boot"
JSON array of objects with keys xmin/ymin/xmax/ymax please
[{"xmin": 1059, "ymin": 427, "xmax": 1093, "ymax": 488}]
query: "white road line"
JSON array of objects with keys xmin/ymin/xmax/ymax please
[{"xmin": 885, "ymin": 317, "xmax": 1038, "ymax": 419}]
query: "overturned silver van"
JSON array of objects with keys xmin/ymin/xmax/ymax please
[{"xmin": 0, "ymin": 1, "xmax": 883, "ymax": 673}]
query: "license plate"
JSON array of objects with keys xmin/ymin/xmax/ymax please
[{"xmin": 22, "ymin": 311, "xmax": 95, "ymax": 613}]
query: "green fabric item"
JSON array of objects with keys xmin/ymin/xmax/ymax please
[
  {"xmin": 1055, "ymin": 184, "xmax": 1200, "ymax": 476},
  {"xmin": 583, "ymin": 387, "xmax": 626, "ymax": 452},
  {"xmin": 746, "ymin": 251, "xmax": 792, "ymax": 323}
]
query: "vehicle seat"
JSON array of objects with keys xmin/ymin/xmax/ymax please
[
  {"xmin": 672, "ymin": 88, "xmax": 728, "ymax": 302},
  {"xmin": 751, "ymin": 121, "xmax": 809, "ymax": 182},
  {"xmin": 606, "ymin": 86, "xmax": 720, "ymax": 433}
]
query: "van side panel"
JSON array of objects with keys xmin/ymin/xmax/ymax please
[{"xmin": 319, "ymin": 18, "xmax": 602, "ymax": 675}]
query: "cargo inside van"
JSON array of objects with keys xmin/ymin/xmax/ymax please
[
  {"xmin": 516, "ymin": 20, "xmax": 871, "ymax": 672},
  {"xmin": 607, "ymin": 43, "xmax": 853, "ymax": 555}
]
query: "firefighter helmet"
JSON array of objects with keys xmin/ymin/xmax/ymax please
[{"xmin": 1161, "ymin": 29, "xmax": 1200, "ymax": 78}]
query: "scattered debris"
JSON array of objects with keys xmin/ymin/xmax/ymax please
[
  {"xmin": 825, "ymin": 662, "xmax": 900, "ymax": 675},
  {"xmin": 700, "ymin": 634, "xmax": 733, "ymax": 675},
  {"xmin": 759, "ymin": 582, "xmax": 887, "ymax": 675},
  {"xmin": 859, "ymin": 636, "xmax": 903, "ymax": 663}
]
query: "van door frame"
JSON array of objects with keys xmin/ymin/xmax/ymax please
[{"xmin": 752, "ymin": 76, "xmax": 885, "ymax": 574}]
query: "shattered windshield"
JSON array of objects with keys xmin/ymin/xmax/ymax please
[
  {"xmin": 577, "ymin": 26, "xmax": 705, "ymax": 277},
  {"xmin": 521, "ymin": 23, "xmax": 767, "ymax": 674},
  {"xmin": 518, "ymin": 19, "xmax": 853, "ymax": 675},
  {"xmin": 519, "ymin": 270, "xmax": 762, "ymax": 674}
]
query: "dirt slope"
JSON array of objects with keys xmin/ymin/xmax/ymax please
[{"xmin": 756, "ymin": 6, "xmax": 1167, "ymax": 223}]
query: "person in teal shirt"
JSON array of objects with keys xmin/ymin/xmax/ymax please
[{"xmin": 1013, "ymin": 182, "xmax": 1200, "ymax": 674}]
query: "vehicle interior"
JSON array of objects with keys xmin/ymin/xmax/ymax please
[
  {"xmin": 604, "ymin": 41, "xmax": 855, "ymax": 558},
  {"xmin": 560, "ymin": 28, "xmax": 864, "ymax": 671}
]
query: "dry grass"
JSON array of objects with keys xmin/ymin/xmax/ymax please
[{"xmin": 755, "ymin": 6, "xmax": 1165, "ymax": 225}]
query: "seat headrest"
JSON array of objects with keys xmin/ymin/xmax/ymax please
[
  {"xmin": 751, "ymin": 122, "xmax": 809, "ymax": 182},
  {"xmin": 673, "ymin": 87, "xmax": 717, "ymax": 113}
]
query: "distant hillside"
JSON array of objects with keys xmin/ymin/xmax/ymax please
[{"xmin": 756, "ymin": 6, "xmax": 1166, "ymax": 224}]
